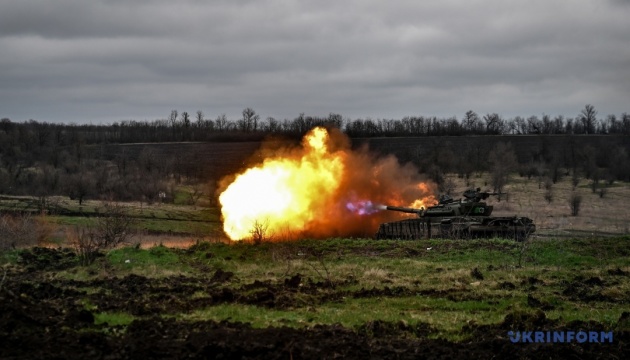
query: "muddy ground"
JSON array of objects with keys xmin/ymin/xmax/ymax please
[{"xmin": 1, "ymin": 248, "xmax": 629, "ymax": 359}]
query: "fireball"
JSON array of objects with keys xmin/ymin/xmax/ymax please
[
  {"xmin": 219, "ymin": 128, "xmax": 344, "ymax": 240},
  {"xmin": 219, "ymin": 127, "xmax": 437, "ymax": 241}
]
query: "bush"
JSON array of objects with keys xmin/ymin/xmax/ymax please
[
  {"xmin": 0, "ymin": 213, "xmax": 54, "ymax": 250},
  {"xmin": 543, "ymin": 177, "xmax": 554, "ymax": 203},
  {"xmin": 70, "ymin": 203, "xmax": 136, "ymax": 265},
  {"xmin": 249, "ymin": 219, "xmax": 271, "ymax": 245},
  {"xmin": 569, "ymin": 193, "xmax": 582, "ymax": 216}
]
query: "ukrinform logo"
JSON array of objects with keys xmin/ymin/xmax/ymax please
[{"xmin": 508, "ymin": 331, "xmax": 613, "ymax": 343}]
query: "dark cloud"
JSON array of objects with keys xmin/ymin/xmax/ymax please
[{"xmin": 0, "ymin": 0, "xmax": 628, "ymax": 123}]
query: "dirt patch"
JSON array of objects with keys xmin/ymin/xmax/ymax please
[
  {"xmin": 608, "ymin": 268, "xmax": 629, "ymax": 276},
  {"xmin": 357, "ymin": 319, "xmax": 435, "ymax": 338},
  {"xmin": 498, "ymin": 281, "xmax": 516, "ymax": 290},
  {"xmin": 527, "ymin": 294, "xmax": 555, "ymax": 310},
  {"xmin": 562, "ymin": 276, "xmax": 613, "ymax": 302}
]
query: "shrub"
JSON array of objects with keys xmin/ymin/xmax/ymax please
[
  {"xmin": 70, "ymin": 203, "xmax": 136, "ymax": 265},
  {"xmin": 249, "ymin": 219, "xmax": 271, "ymax": 244},
  {"xmin": 569, "ymin": 193, "xmax": 582, "ymax": 216},
  {"xmin": 0, "ymin": 213, "xmax": 54, "ymax": 250}
]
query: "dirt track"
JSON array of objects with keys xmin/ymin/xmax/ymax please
[{"xmin": 1, "ymin": 248, "xmax": 629, "ymax": 359}]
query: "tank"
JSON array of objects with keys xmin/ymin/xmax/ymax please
[{"xmin": 375, "ymin": 188, "xmax": 535, "ymax": 241}]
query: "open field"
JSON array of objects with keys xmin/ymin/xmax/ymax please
[
  {"xmin": 444, "ymin": 172, "xmax": 630, "ymax": 237},
  {"xmin": 0, "ymin": 194, "xmax": 224, "ymax": 248},
  {"xmin": 2, "ymin": 168, "xmax": 630, "ymax": 248},
  {"xmin": 1, "ymin": 237, "xmax": 629, "ymax": 358}
]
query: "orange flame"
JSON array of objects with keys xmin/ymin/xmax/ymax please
[{"xmin": 219, "ymin": 127, "xmax": 437, "ymax": 241}]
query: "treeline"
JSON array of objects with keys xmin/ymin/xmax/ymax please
[
  {"xmin": 346, "ymin": 106, "xmax": 630, "ymax": 137},
  {"xmin": 2, "ymin": 105, "xmax": 629, "ymax": 146},
  {"xmin": 1, "ymin": 105, "xmax": 629, "ymax": 209}
]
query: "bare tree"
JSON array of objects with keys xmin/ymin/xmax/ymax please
[
  {"xmin": 484, "ymin": 113, "xmax": 505, "ymax": 134},
  {"xmin": 71, "ymin": 202, "xmax": 136, "ymax": 265},
  {"xmin": 241, "ymin": 107, "xmax": 260, "ymax": 132},
  {"xmin": 181, "ymin": 111, "xmax": 191, "ymax": 128},
  {"xmin": 488, "ymin": 142, "xmax": 518, "ymax": 194},
  {"xmin": 196, "ymin": 110, "xmax": 204, "ymax": 128},
  {"xmin": 249, "ymin": 219, "xmax": 270, "ymax": 244},
  {"xmin": 65, "ymin": 170, "xmax": 95, "ymax": 205},
  {"xmin": 95, "ymin": 202, "xmax": 136, "ymax": 248},
  {"xmin": 169, "ymin": 110, "xmax": 178, "ymax": 128},
  {"xmin": 215, "ymin": 114, "xmax": 228, "ymax": 132},
  {"xmin": 571, "ymin": 170, "xmax": 580, "ymax": 190},
  {"xmin": 462, "ymin": 110, "xmax": 481, "ymax": 134},
  {"xmin": 579, "ymin": 104, "xmax": 598, "ymax": 134},
  {"xmin": 569, "ymin": 193, "xmax": 582, "ymax": 216},
  {"xmin": 543, "ymin": 177, "xmax": 554, "ymax": 203},
  {"xmin": 169, "ymin": 110, "xmax": 179, "ymax": 139},
  {"xmin": 264, "ymin": 117, "xmax": 279, "ymax": 132}
]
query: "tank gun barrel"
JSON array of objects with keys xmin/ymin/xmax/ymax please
[
  {"xmin": 385, "ymin": 205, "xmax": 423, "ymax": 214},
  {"xmin": 463, "ymin": 188, "xmax": 507, "ymax": 201}
]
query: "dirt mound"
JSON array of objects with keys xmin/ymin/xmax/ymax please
[
  {"xmin": 608, "ymin": 268, "xmax": 628, "ymax": 276},
  {"xmin": 562, "ymin": 276, "xmax": 612, "ymax": 302},
  {"xmin": 498, "ymin": 281, "xmax": 516, "ymax": 290},
  {"xmin": 17, "ymin": 247, "xmax": 79, "ymax": 271}
]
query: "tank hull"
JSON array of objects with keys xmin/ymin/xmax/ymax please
[{"xmin": 375, "ymin": 216, "xmax": 535, "ymax": 241}]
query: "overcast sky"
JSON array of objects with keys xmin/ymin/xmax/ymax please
[{"xmin": 1, "ymin": 0, "xmax": 629, "ymax": 124}]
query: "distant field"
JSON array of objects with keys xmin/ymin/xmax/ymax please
[
  {"xmin": 0, "ymin": 194, "xmax": 224, "ymax": 248},
  {"xmin": 1, "ymin": 169, "xmax": 629, "ymax": 247},
  {"xmin": 444, "ymin": 173, "xmax": 630, "ymax": 237}
]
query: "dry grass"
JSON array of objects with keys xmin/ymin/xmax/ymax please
[
  {"xmin": 0, "ymin": 213, "xmax": 57, "ymax": 249},
  {"xmin": 361, "ymin": 267, "xmax": 391, "ymax": 286}
]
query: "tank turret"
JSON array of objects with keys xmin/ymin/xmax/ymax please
[
  {"xmin": 384, "ymin": 188, "xmax": 502, "ymax": 218},
  {"xmin": 376, "ymin": 188, "xmax": 534, "ymax": 241}
]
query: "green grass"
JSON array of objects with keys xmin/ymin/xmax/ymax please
[
  {"xmin": 6, "ymin": 236, "xmax": 630, "ymax": 342},
  {"xmin": 178, "ymin": 296, "xmax": 527, "ymax": 340},
  {"xmin": 94, "ymin": 312, "xmax": 135, "ymax": 326},
  {"xmin": 173, "ymin": 237, "xmax": 629, "ymax": 340},
  {"xmin": 0, "ymin": 249, "xmax": 21, "ymax": 265},
  {"xmin": 107, "ymin": 245, "xmax": 183, "ymax": 269}
]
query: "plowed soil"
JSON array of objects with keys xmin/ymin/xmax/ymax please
[{"xmin": 1, "ymin": 247, "xmax": 628, "ymax": 359}]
